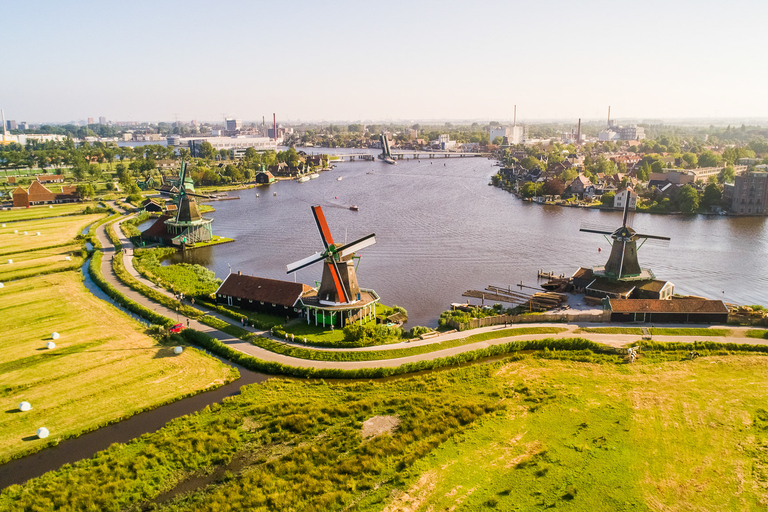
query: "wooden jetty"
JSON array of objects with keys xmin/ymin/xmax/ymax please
[{"xmin": 462, "ymin": 284, "xmax": 568, "ymax": 312}]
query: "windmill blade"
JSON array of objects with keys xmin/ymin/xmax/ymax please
[
  {"xmin": 618, "ymin": 239, "xmax": 626, "ymax": 280},
  {"xmin": 311, "ymin": 205, "xmax": 334, "ymax": 249},
  {"xmin": 636, "ymin": 233, "xmax": 671, "ymax": 241},
  {"xmin": 286, "ymin": 252, "xmax": 324, "ymax": 274},
  {"xmin": 337, "ymin": 233, "xmax": 376, "ymax": 259},
  {"xmin": 580, "ymin": 228, "xmax": 614, "ymax": 236},
  {"xmin": 622, "ymin": 192, "xmax": 630, "ymax": 227},
  {"xmin": 328, "ymin": 260, "xmax": 350, "ymax": 303}
]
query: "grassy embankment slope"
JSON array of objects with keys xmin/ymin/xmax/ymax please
[
  {"xmin": 3, "ymin": 350, "xmax": 767, "ymax": 511},
  {"xmin": 0, "ymin": 204, "xmax": 237, "ymax": 463}
]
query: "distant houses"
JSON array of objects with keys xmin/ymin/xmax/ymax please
[{"xmin": 12, "ymin": 181, "xmax": 79, "ymax": 207}]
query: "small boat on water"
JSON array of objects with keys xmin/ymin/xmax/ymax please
[
  {"xmin": 349, "ymin": 205, "xmax": 359, "ymax": 211},
  {"xmin": 337, "ymin": 176, "xmax": 343, "ymax": 181},
  {"xmin": 297, "ymin": 176, "xmax": 310, "ymax": 183},
  {"xmin": 273, "ymin": 192, "xmax": 277, "ymax": 196},
  {"xmin": 309, "ymin": 173, "xmax": 319, "ymax": 179}
]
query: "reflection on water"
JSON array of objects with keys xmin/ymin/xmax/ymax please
[{"xmin": 151, "ymin": 152, "xmax": 768, "ymax": 327}]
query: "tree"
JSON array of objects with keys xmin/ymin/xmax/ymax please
[
  {"xmin": 718, "ymin": 166, "xmax": 735, "ymax": 184},
  {"xmin": 244, "ymin": 147, "xmax": 258, "ymax": 161},
  {"xmin": 560, "ymin": 168, "xmax": 578, "ymax": 183},
  {"xmin": 199, "ymin": 141, "xmax": 215, "ymax": 160},
  {"xmin": 600, "ymin": 191, "xmax": 615, "ymax": 207},
  {"xmin": 678, "ymin": 184, "xmax": 699, "ymax": 213},
  {"xmin": 520, "ymin": 181, "xmax": 542, "ymax": 198},
  {"xmin": 521, "ymin": 156, "xmax": 542, "ymax": 171},
  {"xmin": 637, "ymin": 162, "xmax": 652, "ymax": 182},
  {"xmin": 542, "ymin": 178, "xmax": 565, "ymax": 196},
  {"xmin": 75, "ymin": 183, "xmax": 95, "ymax": 199},
  {"xmin": 698, "ymin": 150, "xmax": 720, "ymax": 167},
  {"xmin": 701, "ymin": 182, "xmax": 722, "ymax": 209},
  {"xmin": 681, "ymin": 152, "xmax": 698, "ymax": 168},
  {"xmin": 88, "ymin": 163, "xmax": 102, "ymax": 180}
]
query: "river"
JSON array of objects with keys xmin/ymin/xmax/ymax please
[{"xmin": 161, "ymin": 148, "xmax": 768, "ymax": 327}]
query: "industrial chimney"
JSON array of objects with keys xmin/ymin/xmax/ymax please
[
  {"xmin": 576, "ymin": 118, "xmax": 581, "ymax": 144},
  {"xmin": 273, "ymin": 113, "xmax": 277, "ymax": 142}
]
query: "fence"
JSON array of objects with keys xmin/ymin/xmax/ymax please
[{"xmin": 448, "ymin": 311, "xmax": 610, "ymax": 331}]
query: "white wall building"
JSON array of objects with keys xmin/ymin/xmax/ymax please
[{"xmin": 614, "ymin": 188, "xmax": 637, "ymax": 210}]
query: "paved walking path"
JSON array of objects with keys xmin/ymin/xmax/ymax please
[{"xmin": 94, "ymin": 206, "xmax": 767, "ymax": 371}]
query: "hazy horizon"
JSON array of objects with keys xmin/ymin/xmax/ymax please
[{"xmin": 3, "ymin": 0, "xmax": 767, "ymax": 124}]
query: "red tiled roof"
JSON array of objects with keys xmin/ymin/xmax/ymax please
[
  {"xmin": 27, "ymin": 181, "xmax": 54, "ymax": 202},
  {"xmin": 216, "ymin": 274, "xmax": 314, "ymax": 308},
  {"xmin": 608, "ymin": 299, "xmax": 727, "ymax": 314},
  {"xmin": 36, "ymin": 174, "xmax": 63, "ymax": 182}
]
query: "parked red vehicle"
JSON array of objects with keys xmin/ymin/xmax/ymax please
[{"xmin": 169, "ymin": 323, "xmax": 184, "ymax": 334}]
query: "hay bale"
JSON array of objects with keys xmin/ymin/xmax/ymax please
[
  {"xmin": 46, "ymin": 341, "xmax": 56, "ymax": 349},
  {"xmin": 0, "ymin": 282, "xmax": 4, "ymax": 288},
  {"xmin": 23, "ymin": 231, "xmax": 27, "ymax": 235},
  {"xmin": 19, "ymin": 402, "xmax": 32, "ymax": 412},
  {"xmin": 37, "ymin": 427, "xmax": 49, "ymax": 439},
  {"xmin": 7, "ymin": 259, "xmax": 12, "ymax": 264},
  {"xmin": 174, "ymin": 346, "xmax": 183, "ymax": 354},
  {"xmin": 36, "ymin": 232, "xmax": 41, "ymax": 236},
  {"xmin": 51, "ymin": 332, "xmax": 60, "ymax": 340}
]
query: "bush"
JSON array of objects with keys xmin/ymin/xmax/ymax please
[{"xmin": 409, "ymin": 326, "xmax": 432, "ymax": 338}]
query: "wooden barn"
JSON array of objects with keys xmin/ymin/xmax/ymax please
[
  {"xmin": 215, "ymin": 272, "xmax": 316, "ymax": 317},
  {"xmin": 606, "ymin": 299, "xmax": 729, "ymax": 324}
]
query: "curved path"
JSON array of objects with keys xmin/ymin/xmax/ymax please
[{"xmin": 96, "ymin": 207, "xmax": 766, "ymax": 371}]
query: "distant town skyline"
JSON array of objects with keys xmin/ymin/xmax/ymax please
[{"xmin": 3, "ymin": 0, "xmax": 767, "ymax": 124}]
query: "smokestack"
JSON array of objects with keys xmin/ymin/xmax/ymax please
[
  {"xmin": 608, "ymin": 106, "xmax": 611, "ymax": 127},
  {"xmin": 273, "ymin": 113, "xmax": 277, "ymax": 142},
  {"xmin": 577, "ymin": 118, "xmax": 581, "ymax": 144},
  {"xmin": 1, "ymin": 109, "xmax": 6, "ymax": 139},
  {"xmin": 262, "ymin": 116, "xmax": 265, "ymax": 128},
  {"xmin": 513, "ymin": 105, "xmax": 517, "ymax": 127}
]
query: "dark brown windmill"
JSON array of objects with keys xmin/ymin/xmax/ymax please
[
  {"xmin": 581, "ymin": 189, "xmax": 670, "ymax": 280},
  {"xmin": 286, "ymin": 206, "xmax": 376, "ymax": 305}
]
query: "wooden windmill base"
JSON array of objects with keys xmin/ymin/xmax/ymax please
[{"xmin": 299, "ymin": 289, "xmax": 381, "ymax": 329}]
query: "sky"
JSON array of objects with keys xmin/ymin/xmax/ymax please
[{"xmin": 2, "ymin": 0, "xmax": 767, "ymax": 124}]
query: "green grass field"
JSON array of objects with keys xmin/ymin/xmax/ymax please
[
  {"xmin": 0, "ymin": 214, "xmax": 103, "ymax": 255},
  {"xmin": 0, "ymin": 202, "xmax": 94, "ymax": 222},
  {"xmin": 3, "ymin": 350, "xmax": 768, "ymax": 510},
  {"xmin": 747, "ymin": 329, "xmax": 768, "ymax": 339},
  {"xmin": 249, "ymin": 327, "xmax": 569, "ymax": 362},
  {"xmin": 0, "ymin": 244, "xmax": 84, "ymax": 282},
  {"xmin": 0, "ymin": 272, "xmax": 237, "ymax": 462},
  {"xmin": 578, "ymin": 326, "xmax": 730, "ymax": 336}
]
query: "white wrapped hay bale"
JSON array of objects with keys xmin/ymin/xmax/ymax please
[
  {"xmin": 19, "ymin": 402, "xmax": 32, "ymax": 412},
  {"xmin": 0, "ymin": 282, "xmax": 4, "ymax": 288},
  {"xmin": 51, "ymin": 332, "xmax": 60, "ymax": 340},
  {"xmin": 23, "ymin": 231, "xmax": 27, "ymax": 235},
  {"xmin": 37, "ymin": 427, "xmax": 49, "ymax": 439},
  {"xmin": 47, "ymin": 341, "xmax": 56, "ymax": 349},
  {"xmin": 37, "ymin": 232, "xmax": 41, "ymax": 236},
  {"xmin": 65, "ymin": 256, "xmax": 71, "ymax": 261},
  {"xmin": 174, "ymin": 346, "xmax": 183, "ymax": 354},
  {"xmin": 7, "ymin": 260, "xmax": 12, "ymax": 264}
]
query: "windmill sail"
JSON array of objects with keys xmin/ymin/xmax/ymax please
[
  {"xmin": 286, "ymin": 206, "xmax": 376, "ymax": 305},
  {"xmin": 580, "ymin": 187, "xmax": 670, "ymax": 280}
]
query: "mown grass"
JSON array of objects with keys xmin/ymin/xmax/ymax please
[
  {"xmin": 0, "ymin": 272, "xmax": 238, "ymax": 463},
  {"xmin": 0, "ymin": 202, "xmax": 93, "ymax": 223},
  {"xmin": 4, "ymin": 351, "xmax": 768, "ymax": 511},
  {"xmin": 249, "ymin": 327, "xmax": 568, "ymax": 362},
  {"xmin": 576, "ymin": 327, "xmax": 644, "ymax": 335},
  {"xmin": 650, "ymin": 327, "xmax": 730, "ymax": 336},
  {"xmin": 746, "ymin": 329, "xmax": 768, "ymax": 340},
  {"xmin": 0, "ymin": 244, "xmax": 85, "ymax": 282},
  {"xmin": 0, "ymin": 214, "xmax": 104, "ymax": 256},
  {"xmin": 577, "ymin": 326, "xmax": 730, "ymax": 337}
]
